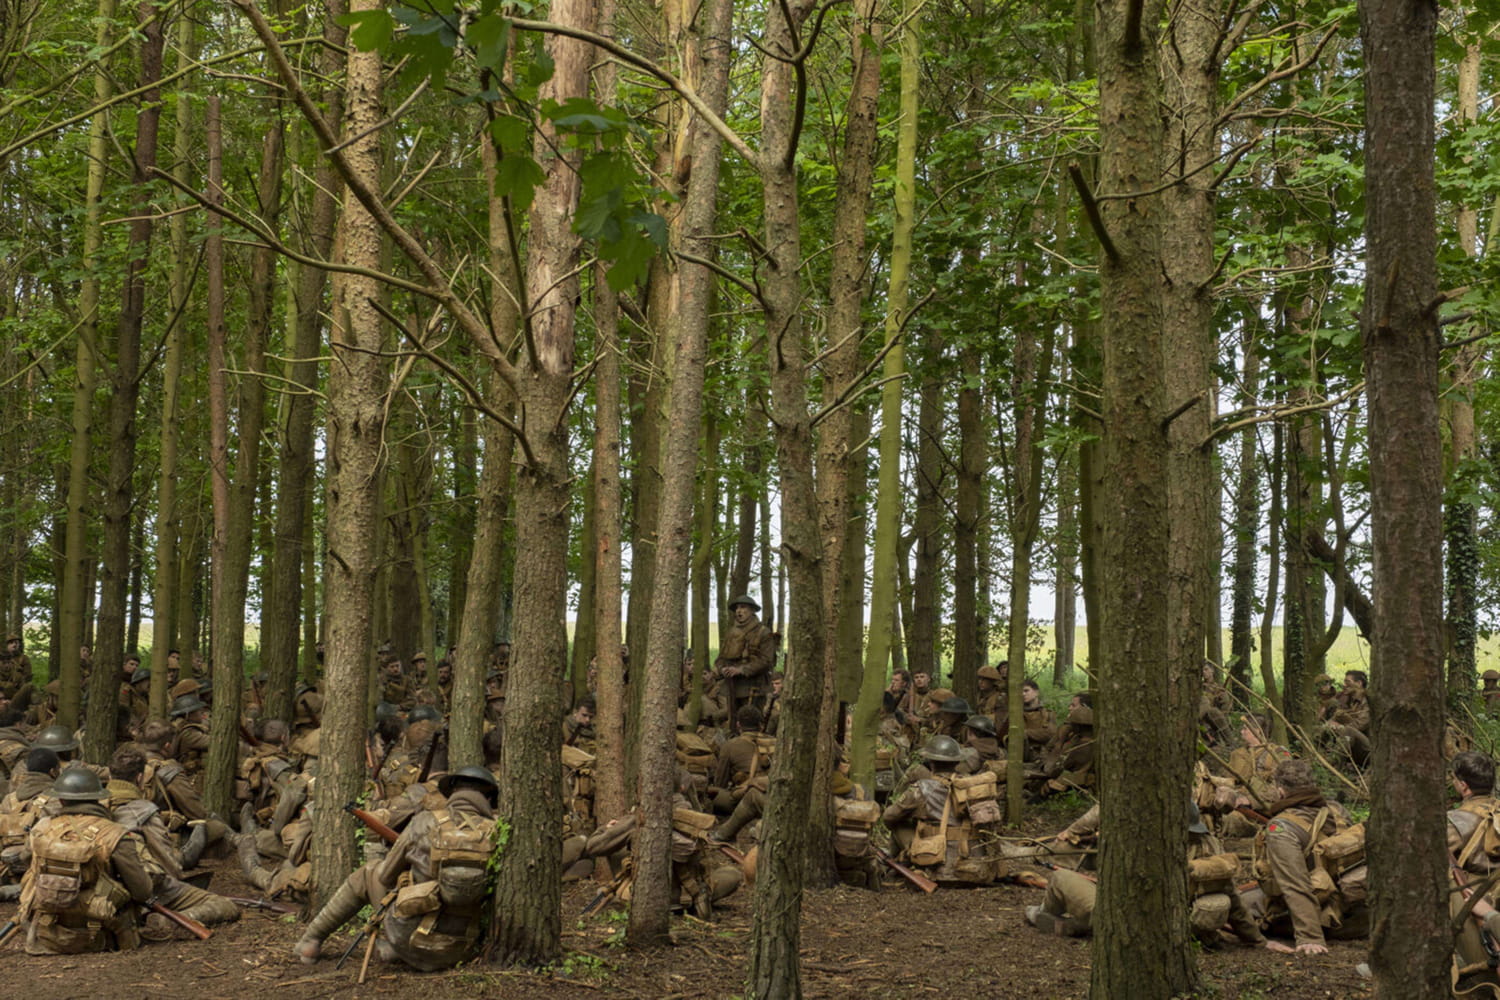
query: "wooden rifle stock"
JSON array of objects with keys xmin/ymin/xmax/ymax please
[
  {"xmin": 147, "ymin": 898, "xmax": 212, "ymax": 940},
  {"xmin": 239, "ymin": 722, "xmax": 262, "ymax": 748},
  {"xmin": 344, "ymin": 802, "xmax": 400, "ymax": 845},
  {"xmin": 872, "ymin": 847, "xmax": 938, "ymax": 893},
  {"xmin": 0, "ymin": 917, "xmax": 19, "ymax": 948},
  {"xmin": 1235, "ymin": 804, "xmax": 1271, "ymax": 825},
  {"xmin": 1037, "ymin": 858, "xmax": 1098, "ymax": 883},
  {"xmin": 224, "ymin": 895, "xmax": 300, "ymax": 914},
  {"xmin": 418, "ymin": 727, "xmax": 446, "ymax": 784}
]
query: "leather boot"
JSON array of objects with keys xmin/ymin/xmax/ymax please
[
  {"xmin": 294, "ymin": 878, "xmax": 365, "ymax": 963},
  {"xmin": 181, "ymin": 823, "xmax": 209, "ymax": 869}
]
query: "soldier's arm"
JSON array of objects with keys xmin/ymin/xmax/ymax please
[
  {"xmin": 112, "ymin": 833, "xmax": 157, "ymax": 903},
  {"xmin": 738, "ymin": 628, "xmax": 776, "ymax": 679}
]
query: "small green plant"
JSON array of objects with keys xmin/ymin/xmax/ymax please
[{"xmin": 558, "ymin": 951, "xmax": 609, "ymax": 980}]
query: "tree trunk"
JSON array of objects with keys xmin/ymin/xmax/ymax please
[
  {"xmin": 1228, "ymin": 324, "xmax": 1261, "ymax": 692},
  {"xmin": 1088, "ymin": 0, "xmax": 1197, "ymax": 991},
  {"xmin": 489, "ymin": 0, "xmax": 593, "ymax": 963},
  {"xmin": 1360, "ymin": 0, "xmax": 1447, "ymax": 992},
  {"xmin": 909, "ymin": 359, "xmax": 943, "ymax": 685},
  {"xmin": 264, "ymin": 2, "xmax": 345, "ymax": 723},
  {"xmin": 206, "ymin": 108, "xmax": 275, "ymax": 818},
  {"xmin": 628, "ymin": 0, "xmax": 732, "ymax": 944},
  {"xmin": 310, "ymin": 2, "xmax": 386, "ymax": 905},
  {"xmin": 847, "ymin": 0, "xmax": 916, "ymax": 790},
  {"xmin": 953, "ymin": 339, "xmax": 982, "ymax": 701},
  {"xmin": 57, "ymin": 0, "xmax": 117, "ymax": 732},
  {"xmin": 744, "ymin": 1, "xmax": 825, "ymax": 993},
  {"xmin": 86, "ymin": 1, "xmax": 163, "ymax": 764}
]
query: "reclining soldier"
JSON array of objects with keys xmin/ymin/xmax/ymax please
[
  {"xmin": 294, "ymin": 765, "xmax": 500, "ymax": 969},
  {"xmin": 19, "ymin": 767, "xmax": 154, "ymax": 954}
]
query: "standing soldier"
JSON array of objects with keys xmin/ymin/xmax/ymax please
[{"xmin": 714, "ymin": 596, "xmax": 775, "ymax": 718}]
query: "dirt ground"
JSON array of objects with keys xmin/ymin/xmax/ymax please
[{"xmin": 0, "ymin": 850, "xmax": 1372, "ymax": 1000}]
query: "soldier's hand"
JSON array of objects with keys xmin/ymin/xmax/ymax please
[{"xmin": 1295, "ymin": 942, "xmax": 1328, "ymax": 956}]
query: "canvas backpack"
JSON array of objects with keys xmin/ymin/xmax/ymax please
[
  {"xmin": 428, "ymin": 808, "xmax": 494, "ymax": 909},
  {"xmin": 25, "ymin": 814, "xmax": 128, "ymax": 920}
]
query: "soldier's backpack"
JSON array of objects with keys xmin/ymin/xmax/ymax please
[
  {"xmin": 671, "ymin": 808, "xmax": 716, "ymax": 862},
  {"xmin": 951, "ymin": 772, "xmax": 1001, "ymax": 826},
  {"xmin": 674, "ymin": 731, "xmax": 716, "ymax": 777},
  {"xmin": 25, "ymin": 815, "xmax": 129, "ymax": 921},
  {"xmin": 1454, "ymin": 800, "xmax": 1500, "ymax": 870},
  {"xmin": 833, "ymin": 797, "xmax": 880, "ymax": 859},
  {"xmin": 746, "ymin": 734, "xmax": 777, "ymax": 783},
  {"xmin": 428, "ymin": 808, "xmax": 494, "ymax": 909},
  {"xmin": 561, "ymin": 745, "xmax": 597, "ymax": 837},
  {"xmin": 873, "ymin": 748, "xmax": 897, "ymax": 794}
]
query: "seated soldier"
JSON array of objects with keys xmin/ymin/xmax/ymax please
[
  {"xmin": 563, "ymin": 695, "xmax": 596, "ymax": 749},
  {"xmin": 1317, "ymin": 671, "xmax": 1370, "ymax": 767},
  {"xmin": 19, "ymin": 767, "xmax": 154, "ymax": 954},
  {"xmin": 1017, "ymin": 680, "xmax": 1055, "ymax": 760},
  {"xmin": 1034, "ymin": 692, "xmax": 1096, "ymax": 795},
  {"xmin": 882, "ymin": 735, "xmax": 1002, "ymax": 885},
  {"xmin": 1027, "ymin": 802, "xmax": 1265, "ymax": 948},
  {"xmin": 0, "ymin": 706, "xmax": 29, "ymax": 781},
  {"xmin": 104, "ymin": 745, "xmax": 239, "ymax": 939},
  {"xmin": 0, "ymin": 747, "xmax": 62, "ymax": 894},
  {"xmin": 295, "ymin": 766, "xmax": 501, "ymax": 969},
  {"xmin": 962, "ymin": 715, "xmax": 1002, "ymax": 765},
  {"xmin": 1254, "ymin": 757, "xmax": 1367, "ymax": 955},
  {"xmin": 169, "ymin": 692, "xmax": 212, "ymax": 778},
  {"xmin": 711, "ymin": 705, "xmax": 770, "ymax": 814},
  {"xmin": 1448, "ymin": 751, "xmax": 1500, "ymax": 993},
  {"xmin": 975, "ymin": 664, "xmax": 1005, "ymax": 720},
  {"xmin": 1482, "ymin": 670, "xmax": 1500, "ymax": 715}
]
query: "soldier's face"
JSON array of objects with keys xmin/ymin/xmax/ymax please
[
  {"xmin": 574, "ymin": 705, "xmax": 594, "ymax": 726},
  {"xmin": 1022, "ymin": 685, "xmax": 1040, "ymax": 707},
  {"xmin": 385, "ymin": 661, "xmax": 402, "ymax": 678},
  {"xmin": 734, "ymin": 605, "xmax": 753, "ymax": 625},
  {"xmin": 914, "ymin": 672, "xmax": 930, "ymax": 690},
  {"xmin": 438, "ymin": 665, "xmax": 451, "ymax": 684},
  {"xmin": 5, "ymin": 640, "xmax": 18, "ymax": 655}
]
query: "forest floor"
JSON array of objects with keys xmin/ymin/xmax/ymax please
[{"xmin": 0, "ymin": 846, "xmax": 1371, "ymax": 1000}]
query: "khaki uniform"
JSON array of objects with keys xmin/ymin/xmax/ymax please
[
  {"xmin": 0, "ymin": 651, "xmax": 33, "ymax": 700},
  {"xmin": 713, "ymin": 616, "xmax": 776, "ymax": 707},
  {"xmin": 172, "ymin": 719, "xmax": 210, "ymax": 777},
  {"xmin": 20, "ymin": 804, "xmax": 154, "ymax": 954},
  {"xmin": 1260, "ymin": 803, "xmax": 1340, "ymax": 947}
]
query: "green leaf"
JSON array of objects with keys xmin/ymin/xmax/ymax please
[
  {"xmin": 489, "ymin": 114, "xmax": 530, "ymax": 155},
  {"xmin": 338, "ymin": 9, "xmax": 394, "ymax": 51},
  {"xmin": 493, "ymin": 155, "xmax": 546, "ymax": 213},
  {"xmin": 465, "ymin": 13, "xmax": 511, "ymax": 72}
]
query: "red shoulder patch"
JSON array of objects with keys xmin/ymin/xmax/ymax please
[{"xmin": 1267, "ymin": 821, "xmax": 1280, "ymax": 833}]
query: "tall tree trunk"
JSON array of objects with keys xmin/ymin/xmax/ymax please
[
  {"xmin": 847, "ymin": 0, "xmax": 916, "ymax": 790},
  {"xmin": 629, "ymin": 0, "xmax": 731, "ymax": 942},
  {"xmin": 1088, "ymin": 0, "xmax": 1197, "ymax": 992},
  {"xmin": 1259, "ymin": 420, "xmax": 1284, "ymax": 735},
  {"xmin": 150, "ymin": 8, "xmax": 196, "ymax": 719},
  {"xmin": 206, "ymin": 110, "xmax": 275, "ymax": 818},
  {"xmin": 910, "ymin": 360, "xmax": 942, "ymax": 684},
  {"xmin": 85, "ymin": 1, "xmax": 163, "ymax": 764},
  {"xmin": 953, "ymin": 339, "xmax": 982, "ymax": 700},
  {"xmin": 309, "ymin": 1, "xmax": 386, "ymax": 905},
  {"xmin": 57, "ymin": 0, "xmax": 117, "ymax": 732},
  {"xmin": 265, "ymin": 2, "xmax": 345, "ymax": 723},
  {"xmin": 489, "ymin": 0, "xmax": 593, "ymax": 963},
  {"xmin": 1444, "ymin": 40, "xmax": 1482, "ymax": 703},
  {"xmin": 1053, "ymin": 438, "xmax": 1078, "ymax": 686},
  {"xmin": 810, "ymin": 0, "xmax": 882, "ymax": 882},
  {"xmin": 1228, "ymin": 323, "xmax": 1262, "ymax": 692},
  {"xmin": 1360, "ymin": 0, "xmax": 1446, "ymax": 992},
  {"xmin": 744, "ymin": 0, "xmax": 825, "ymax": 992}
]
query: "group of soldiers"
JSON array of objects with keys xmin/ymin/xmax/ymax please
[{"xmin": 8, "ymin": 615, "xmax": 1500, "ymax": 991}]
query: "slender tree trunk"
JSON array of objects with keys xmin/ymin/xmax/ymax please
[
  {"xmin": 744, "ymin": 0, "xmax": 825, "ymax": 992},
  {"xmin": 489, "ymin": 0, "xmax": 593, "ymax": 962},
  {"xmin": 1259, "ymin": 421, "xmax": 1284, "ymax": 735},
  {"xmin": 309, "ymin": 2, "xmax": 386, "ymax": 905},
  {"xmin": 86, "ymin": 1, "xmax": 163, "ymax": 764},
  {"xmin": 206, "ymin": 110, "xmax": 276, "ymax": 817},
  {"xmin": 848, "ymin": 0, "xmax": 916, "ymax": 790},
  {"xmin": 1054, "ymin": 442, "xmax": 1078, "ymax": 686},
  {"xmin": 263, "ymin": 5, "xmax": 343, "ymax": 722},
  {"xmin": 953, "ymin": 339, "xmax": 982, "ymax": 700},
  {"xmin": 57, "ymin": 0, "xmax": 117, "ymax": 732},
  {"xmin": 910, "ymin": 361, "xmax": 942, "ymax": 684},
  {"xmin": 810, "ymin": 0, "xmax": 882, "ymax": 882},
  {"xmin": 1360, "ymin": 0, "xmax": 1446, "ymax": 993},
  {"xmin": 1088, "ymin": 0, "xmax": 1197, "ymax": 991},
  {"xmin": 1228, "ymin": 323, "xmax": 1262, "ymax": 692}
]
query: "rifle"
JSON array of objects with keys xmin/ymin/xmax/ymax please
[
  {"xmin": 581, "ymin": 864, "xmax": 632, "ymax": 917},
  {"xmin": 239, "ymin": 722, "xmax": 262, "ymax": 748},
  {"xmin": 146, "ymin": 897, "xmax": 212, "ymax": 940},
  {"xmin": 0, "ymin": 917, "xmax": 19, "ymax": 948},
  {"xmin": 714, "ymin": 841, "xmax": 748, "ymax": 865},
  {"xmin": 344, "ymin": 802, "xmax": 400, "ymax": 845},
  {"xmin": 223, "ymin": 895, "xmax": 301, "ymax": 914},
  {"xmin": 418, "ymin": 727, "xmax": 446, "ymax": 784},
  {"xmin": 336, "ymin": 891, "xmax": 395, "ymax": 970},
  {"xmin": 1235, "ymin": 804, "xmax": 1271, "ymax": 825},
  {"xmin": 872, "ymin": 847, "xmax": 938, "ymax": 894},
  {"xmin": 1451, "ymin": 859, "xmax": 1500, "ymax": 965}
]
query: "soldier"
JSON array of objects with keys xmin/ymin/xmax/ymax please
[
  {"xmin": 169, "ymin": 693, "xmax": 211, "ymax": 778},
  {"xmin": 881, "ymin": 735, "xmax": 1002, "ymax": 885},
  {"xmin": 436, "ymin": 659, "xmax": 453, "ymax": 711},
  {"xmin": 294, "ymin": 766, "xmax": 501, "ymax": 969},
  {"xmin": 1449, "ymin": 751, "xmax": 1499, "ymax": 872},
  {"xmin": 1482, "ymin": 670, "xmax": 1500, "ymax": 714},
  {"xmin": 0, "ymin": 748, "xmax": 62, "ymax": 893},
  {"xmin": 379, "ymin": 657, "xmax": 412, "ymax": 710},
  {"xmin": 1018, "ymin": 680, "xmax": 1056, "ymax": 759},
  {"xmin": 1037, "ymin": 691, "xmax": 1096, "ymax": 793},
  {"xmin": 136, "ymin": 719, "xmax": 216, "ymax": 828},
  {"xmin": 962, "ymin": 715, "xmax": 1002, "ymax": 765},
  {"xmin": 1199, "ymin": 661, "xmax": 1234, "ymax": 747},
  {"xmin": 0, "ymin": 706, "xmax": 29, "ymax": 780},
  {"xmin": 1311, "ymin": 673, "xmax": 1337, "ymax": 719},
  {"xmin": 563, "ymin": 695, "xmax": 596, "ymax": 749},
  {"xmin": 908, "ymin": 671, "xmax": 934, "ymax": 719},
  {"xmin": 882, "ymin": 669, "xmax": 911, "ymax": 717},
  {"xmin": 122, "ymin": 668, "xmax": 153, "ymax": 727},
  {"xmin": 712, "ymin": 705, "xmax": 770, "ymax": 813},
  {"xmin": 19, "ymin": 767, "xmax": 154, "ymax": 954},
  {"xmin": 764, "ymin": 672, "xmax": 784, "ymax": 736},
  {"xmin": 0, "ymin": 634, "xmax": 33, "ymax": 703},
  {"xmin": 1319, "ymin": 670, "xmax": 1370, "ymax": 766},
  {"xmin": 975, "ymin": 664, "xmax": 1005, "ymax": 720},
  {"xmin": 713, "ymin": 595, "xmax": 776, "ymax": 717},
  {"xmin": 164, "ymin": 650, "xmax": 181, "ymax": 688}
]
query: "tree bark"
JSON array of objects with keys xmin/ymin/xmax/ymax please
[
  {"xmin": 1089, "ymin": 0, "xmax": 1197, "ymax": 991},
  {"xmin": 1228, "ymin": 323, "xmax": 1261, "ymax": 692},
  {"xmin": 628, "ymin": 0, "xmax": 732, "ymax": 944},
  {"xmin": 86, "ymin": 0, "xmax": 163, "ymax": 764},
  {"xmin": 1359, "ymin": 0, "xmax": 1447, "ymax": 993},
  {"xmin": 310, "ymin": 0, "xmax": 386, "ymax": 905}
]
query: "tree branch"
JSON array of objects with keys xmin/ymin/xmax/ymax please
[{"xmin": 1068, "ymin": 162, "xmax": 1118, "ymax": 264}]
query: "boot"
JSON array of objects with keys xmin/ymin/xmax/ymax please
[
  {"xmin": 710, "ymin": 799, "xmax": 755, "ymax": 843},
  {"xmin": 181, "ymin": 823, "xmax": 209, "ymax": 870},
  {"xmin": 293, "ymin": 878, "xmax": 365, "ymax": 964}
]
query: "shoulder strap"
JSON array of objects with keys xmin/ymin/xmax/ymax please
[
  {"xmin": 1304, "ymin": 806, "xmax": 1331, "ymax": 859},
  {"xmin": 936, "ymin": 791, "xmax": 952, "ymax": 842},
  {"xmin": 1457, "ymin": 801, "xmax": 1499, "ymax": 869}
]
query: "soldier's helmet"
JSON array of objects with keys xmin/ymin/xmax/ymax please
[
  {"xmin": 1313, "ymin": 673, "xmax": 1334, "ymax": 688},
  {"xmin": 939, "ymin": 696, "xmax": 972, "ymax": 716},
  {"xmin": 170, "ymin": 693, "xmax": 208, "ymax": 718},
  {"xmin": 1484, "ymin": 670, "xmax": 1500, "ymax": 683},
  {"xmin": 964, "ymin": 715, "xmax": 997, "ymax": 737},
  {"xmin": 920, "ymin": 734, "xmax": 964, "ymax": 763},
  {"xmin": 33, "ymin": 724, "xmax": 79, "ymax": 753},
  {"xmin": 1187, "ymin": 801, "xmax": 1209, "ymax": 835},
  {"xmin": 131, "ymin": 667, "xmax": 151, "ymax": 685},
  {"xmin": 53, "ymin": 766, "xmax": 108, "ymax": 801},
  {"xmin": 408, "ymin": 704, "xmax": 442, "ymax": 725},
  {"xmin": 439, "ymin": 764, "xmax": 499, "ymax": 803},
  {"xmin": 728, "ymin": 594, "xmax": 761, "ymax": 612},
  {"xmin": 977, "ymin": 665, "xmax": 1002, "ymax": 682},
  {"xmin": 374, "ymin": 700, "xmax": 402, "ymax": 722}
]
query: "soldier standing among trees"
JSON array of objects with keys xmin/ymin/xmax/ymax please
[{"xmin": 713, "ymin": 595, "xmax": 775, "ymax": 720}]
